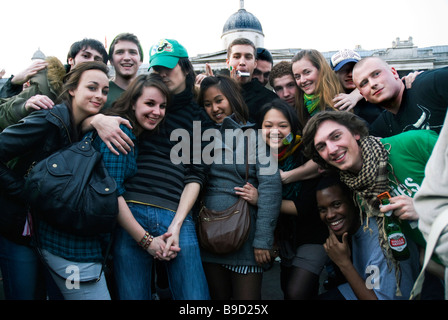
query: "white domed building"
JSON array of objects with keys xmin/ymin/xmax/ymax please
[
  {"xmin": 221, "ymin": 0, "xmax": 265, "ymax": 50},
  {"xmin": 31, "ymin": 48, "xmax": 46, "ymax": 61},
  {"xmin": 190, "ymin": 1, "xmax": 268, "ymax": 73},
  {"xmin": 160, "ymin": 1, "xmax": 448, "ymax": 77}
]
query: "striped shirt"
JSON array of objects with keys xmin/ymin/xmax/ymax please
[{"xmin": 124, "ymin": 88, "xmax": 210, "ymax": 211}]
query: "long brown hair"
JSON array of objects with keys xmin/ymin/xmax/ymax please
[
  {"xmin": 59, "ymin": 61, "xmax": 109, "ymax": 105},
  {"xmin": 58, "ymin": 61, "xmax": 109, "ymax": 139},
  {"xmin": 102, "ymin": 73, "xmax": 170, "ymax": 136},
  {"xmin": 292, "ymin": 49, "xmax": 343, "ymax": 128}
]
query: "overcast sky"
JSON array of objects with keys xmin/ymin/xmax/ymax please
[{"xmin": 2, "ymin": 0, "xmax": 448, "ymax": 77}]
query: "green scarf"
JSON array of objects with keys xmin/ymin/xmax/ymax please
[{"xmin": 303, "ymin": 93, "xmax": 320, "ymax": 116}]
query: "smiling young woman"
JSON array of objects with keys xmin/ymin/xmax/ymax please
[
  {"xmin": 291, "ymin": 49, "xmax": 344, "ymax": 129},
  {"xmin": 197, "ymin": 76, "xmax": 282, "ymax": 300},
  {"xmin": 0, "ymin": 61, "xmax": 110, "ymax": 300},
  {"xmin": 257, "ymin": 99, "xmax": 329, "ymax": 300}
]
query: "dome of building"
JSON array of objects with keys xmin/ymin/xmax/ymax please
[
  {"xmin": 222, "ymin": 8, "xmax": 263, "ymax": 35},
  {"xmin": 32, "ymin": 48, "xmax": 46, "ymax": 60},
  {"xmin": 221, "ymin": 1, "xmax": 265, "ymax": 50}
]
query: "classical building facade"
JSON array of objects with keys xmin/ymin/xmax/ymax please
[
  {"xmin": 189, "ymin": 1, "xmax": 448, "ymax": 77},
  {"xmin": 7, "ymin": 1, "xmax": 445, "ymax": 83},
  {"xmin": 109, "ymin": 1, "xmax": 448, "ymax": 78}
]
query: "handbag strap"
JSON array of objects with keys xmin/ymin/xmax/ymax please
[
  {"xmin": 244, "ymin": 137, "xmax": 249, "ymax": 182},
  {"xmin": 199, "ymin": 135, "xmax": 250, "ymax": 209},
  {"xmin": 410, "ymin": 209, "xmax": 448, "ymax": 300}
]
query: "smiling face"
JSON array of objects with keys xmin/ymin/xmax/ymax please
[
  {"xmin": 110, "ymin": 40, "xmax": 142, "ymax": 80},
  {"xmin": 69, "ymin": 69, "xmax": 109, "ymax": 125},
  {"xmin": 202, "ymin": 85, "xmax": 232, "ymax": 124},
  {"xmin": 133, "ymin": 86, "xmax": 166, "ymax": 132},
  {"xmin": 292, "ymin": 57, "xmax": 320, "ymax": 95},
  {"xmin": 261, "ymin": 108, "xmax": 292, "ymax": 151},
  {"xmin": 317, "ymin": 184, "xmax": 359, "ymax": 237},
  {"xmin": 313, "ymin": 120, "xmax": 363, "ymax": 173}
]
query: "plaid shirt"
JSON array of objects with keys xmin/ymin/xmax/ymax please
[
  {"xmin": 91, "ymin": 125, "xmax": 138, "ymax": 196},
  {"xmin": 37, "ymin": 125, "xmax": 138, "ymax": 262}
]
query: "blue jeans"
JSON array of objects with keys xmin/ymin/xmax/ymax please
[
  {"xmin": 0, "ymin": 235, "xmax": 62, "ymax": 300},
  {"xmin": 113, "ymin": 203, "xmax": 210, "ymax": 300}
]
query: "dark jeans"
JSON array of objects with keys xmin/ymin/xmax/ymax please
[{"xmin": 0, "ymin": 234, "xmax": 62, "ymax": 300}]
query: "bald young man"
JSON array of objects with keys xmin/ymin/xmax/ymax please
[{"xmin": 352, "ymin": 57, "xmax": 448, "ymax": 137}]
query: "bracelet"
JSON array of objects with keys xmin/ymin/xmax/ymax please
[{"xmin": 139, "ymin": 231, "xmax": 154, "ymax": 250}]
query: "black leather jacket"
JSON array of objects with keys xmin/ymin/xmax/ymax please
[{"xmin": 0, "ymin": 103, "xmax": 73, "ymax": 244}]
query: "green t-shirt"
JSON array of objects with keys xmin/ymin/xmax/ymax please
[
  {"xmin": 102, "ymin": 80, "xmax": 125, "ymax": 110},
  {"xmin": 381, "ymin": 129, "xmax": 439, "ymax": 251}
]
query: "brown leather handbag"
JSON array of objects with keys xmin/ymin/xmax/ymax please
[{"xmin": 198, "ymin": 144, "xmax": 251, "ymax": 255}]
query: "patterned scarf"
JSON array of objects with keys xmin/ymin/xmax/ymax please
[
  {"xmin": 339, "ymin": 136, "xmax": 390, "ymax": 214},
  {"xmin": 276, "ymin": 136, "xmax": 303, "ymax": 200},
  {"xmin": 276, "ymin": 135, "xmax": 302, "ymax": 162},
  {"xmin": 339, "ymin": 136, "xmax": 403, "ymax": 296},
  {"xmin": 303, "ymin": 93, "xmax": 320, "ymax": 116}
]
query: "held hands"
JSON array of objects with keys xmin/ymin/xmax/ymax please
[
  {"xmin": 161, "ymin": 223, "xmax": 182, "ymax": 260},
  {"xmin": 234, "ymin": 182, "xmax": 258, "ymax": 206},
  {"xmin": 379, "ymin": 194, "xmax": 419, "ymax": 221},
  {"xmin": 147, "ymin": 232, "xmax": 181, "ymax": 261},
  {"xmin": 142, "ymin": 232, "xmax": 181, "ymax": 261}
]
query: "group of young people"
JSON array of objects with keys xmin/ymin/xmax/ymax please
[{"xmin": 0, "ymin": 32, "xmax": 447, "ymax": 301}]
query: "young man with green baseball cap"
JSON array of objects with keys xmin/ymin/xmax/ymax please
[
  {"xmin": 148, "ymin": 39, "xmax": 194, "ymax": 95},
  {"xmin": 149, "ymin": 39, "xmax": 188, "ymax": 69}
]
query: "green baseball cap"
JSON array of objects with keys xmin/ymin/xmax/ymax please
[{"xmin": 149, "ymin": 39, "xmax": 189, "ymax": 69}]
